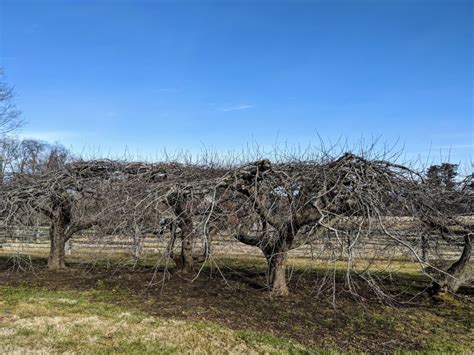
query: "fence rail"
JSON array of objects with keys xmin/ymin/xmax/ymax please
[{"xmin": 0, "ymin": 225, "xmax": 465, "ymax": 262}]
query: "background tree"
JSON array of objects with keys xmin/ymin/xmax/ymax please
[
  {"xmin": 0, "ymin": 69, "xmax": 22, "ymax": 136},
  {"xmin": 420, "ymin": 163, "xmax": 462, "ymax": 261},
  {"xmin": 426, "ymin": 163, "xmax": 458, "ymax": 191},
  {"xmin": 0, "ymin": 69, "xmax": 22, "ymax": 184}
]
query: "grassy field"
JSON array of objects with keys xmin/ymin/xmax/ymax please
[{"xmin": 0, "ymin": 254, "xmax": 472, "ymax": 353}]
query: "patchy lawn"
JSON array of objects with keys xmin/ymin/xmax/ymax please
[
  {"xmin": 0, "ymin": 254, "xmax": 472, "ymax": 353},
  {"xmin": 0, "ymin": 286, "xmax": 309, "ymax": 353}
]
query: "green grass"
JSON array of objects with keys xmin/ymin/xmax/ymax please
[
  {"xmin": 0, "ymin": 284, "xmax": 471, "ymax": 354},
  {"xmin": 0, "ymin": 254, "xmax": 472, "ymax": 353},
  {"xmin": 212, "ymin": 254, "xmax": 426, "ymax": 274},
  {"xmin": 0, "ymin": 285, "xmax": 310, "ymax": 354}
]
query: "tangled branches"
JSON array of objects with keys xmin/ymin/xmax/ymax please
[{"xmin": 0, "ymin": 150, "xmax": 471, "ymax": 300}]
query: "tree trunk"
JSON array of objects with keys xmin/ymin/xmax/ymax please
[
  {"xmin": 168, "ymin": 192, "xmax": 197, "ymax": 274},
  {"xmin": 47, "ymin": 220, "xmax": 67, "ymax": 270},
  {"xmin": 267, "ymin": 252, "xmax": 289, "ymax": 296},
  {"xmin": 131, "ymin": 234, "xmax": 143, "ymax": 261},
  {"xmin": 264, "ymin": 237, "xmax": 290, "ymax": 296},
  {"xmin": 173, "ymin": 217, "xmax": 195, "ymax": 274},
  {"xmin": 180, "ymin": 234, "xmax": 195, "ymax": 273},
  {"xmin": 430, "ymin": 234, "xmax": 472, "ymax": 295},
  {"xmin": 421, "ymin": 235, "xmax": 429, "ymax": 262},
  {"xmin": 444, "ymin": 234, "xmax": 472, "ymax": 293}
]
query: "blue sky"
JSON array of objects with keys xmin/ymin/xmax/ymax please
[{"xmin": 0, "ymin": 0, "xmax": 472, "ymax": 164}]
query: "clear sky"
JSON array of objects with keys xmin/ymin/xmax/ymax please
[{"xmin": 0, "ymin": 0, "xmax": 472, "ymax": 164}]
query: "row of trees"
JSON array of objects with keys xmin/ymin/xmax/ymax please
[
  {"xmin": 0, "ymin": 69, "xmax": 471, "ymax": 299},
  {"xmin": 0, "ymin": 137, "xmax": 472, "ymax": 297}
]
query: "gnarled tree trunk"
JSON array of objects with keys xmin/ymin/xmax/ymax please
[
  {"xmin": 173, "ymin": 210, "xmax": 196, "ymax": 274},
  {"xmin": 46, "ymin": 195, "xmax": 72, "ymax": 270},
  {"xmin": 48, "ymin": 219, "xmax": 67, "ymax": 270},
  {"xmin": 182, "ymin": 234, "xmax": 195, "ymax": 273},
  {"xmin": 263, "ymin": 236, "xmax": 290, "ymax": 296},
  {"xmin": 174, "ymin": 234, "xmax": 195, "ymax": 274},
  {"xmin": 266, "ymin": 251, "xmax": 289, "ymax": 296},
  {"xmin": 167, "ymin": 189, "xmax": 199, "ymax": 274},
  {"xmin": 235, "ymin": 225, "xmax": 292, "ymax": 296},
  {"xmin": 430, "ymin": 234, "xmax": 472, "ymax": 295}
]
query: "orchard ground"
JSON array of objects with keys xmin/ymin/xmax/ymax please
[{"xmin": 0, "ymin": 254, "xmax": 472, "ymax": 353}]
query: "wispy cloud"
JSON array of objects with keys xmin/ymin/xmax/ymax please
[
  {"xmin": 220, "ymin": 105, "xmax": 254, "ymax": 112},
  {"xmin": 17, "ymin": 130, "xmax": 81, "ymax": 142}
]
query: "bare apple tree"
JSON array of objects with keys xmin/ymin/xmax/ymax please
[
  {"xmin": 1, "ymin": 158, "xmax": 119, "ymax": 269},
  {"xmin": 1, "ymin": 147, "xmax": 470, "ymax": 301},
  {"xmin": 216, "ymin": 152, "xmax": 472, "ymax": 298}
]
